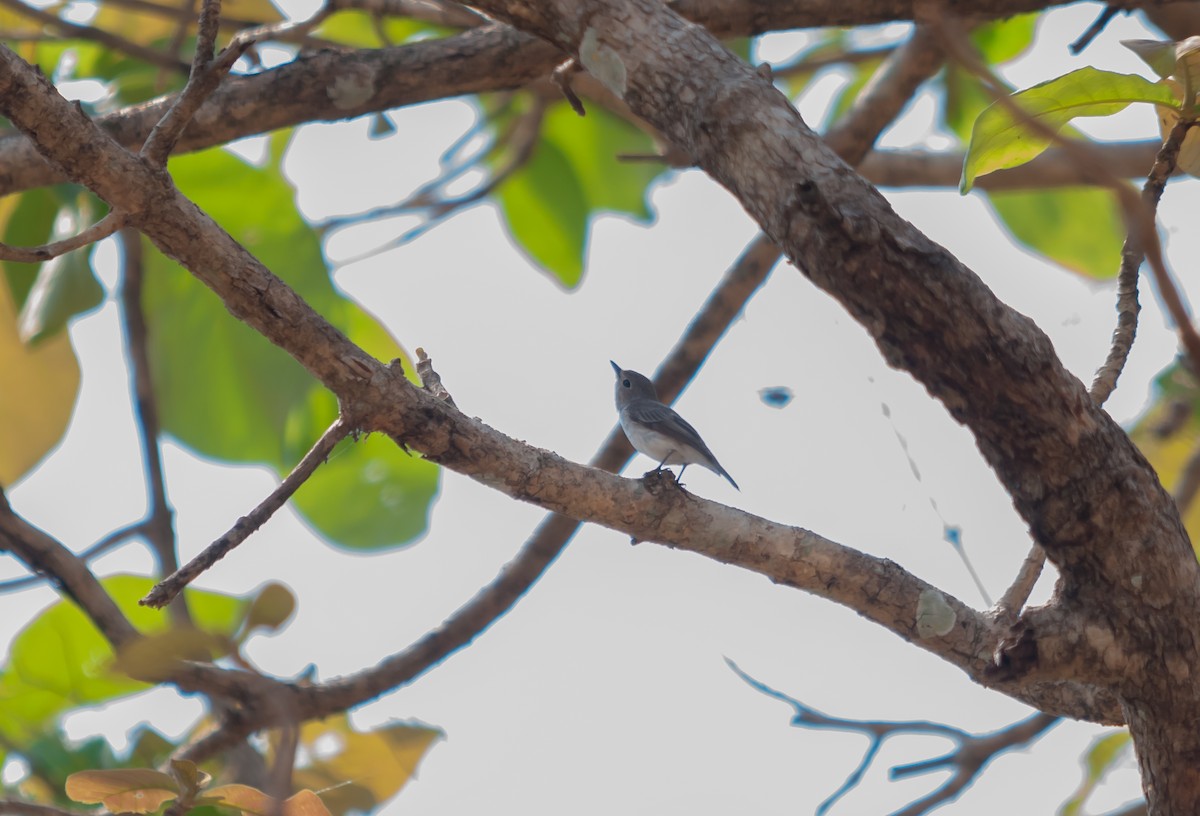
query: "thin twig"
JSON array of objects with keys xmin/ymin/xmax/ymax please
[
  {"xmin": 141, "ymin": 0, "xmax": 254, "ymax": 165},
  {"xmin": 1090, "ymin": 118, "xmax": 1193, "ymax": 404},
  {"xmin": 140, "ymin": 418, "xmax": 354, "ymax": 608},
  {"xmin": 0, "ymin": 211, "xmax": 126, "ymax": 262},
  {"xmin": 993, "ymin": 544, "xmax": 1046, "ymax": 625},
  {"xmin": 729, "ymin": 659, "xmax": 1058, "ymax": 816},
  {"xmin": 321, "ymin": 98, "xmax": 546, "ymax": 262},
  {"xmin": 1069, "ymin": 5, "xmax": 1123, "ymax": 55},
  {"xmin": 0, "ymin": 519, "xmax": 147, "ymax": 593},
  {"xmin": 119, "ymin": 229, "xmax": 189, "ymax": 625}
]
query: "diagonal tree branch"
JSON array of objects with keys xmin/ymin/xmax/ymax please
[
  {"xmin": 0, "ymin": 487, "xmax": 139, "ymax": 648},
  {"xmin": 0, "ymin": 21, "xmax": 1128, "ymax": 721},
  {"xmin": 0, "ymin": 0, "xmax": 1175, "ymax": 198}
]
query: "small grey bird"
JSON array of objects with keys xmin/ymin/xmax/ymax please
[{"xmin": 611, "ymin": 361, "xmax": 739, "ymax": 490}]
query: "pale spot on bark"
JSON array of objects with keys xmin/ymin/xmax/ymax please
[
  {"xmin": 327, "ymin": 65, "xmax": 378, "ymax": 110},
  {"xmin": 1085, "ymin": 624, "xmax": 1125, "ymax": 671},
  {"xmin": 916, "ymin": 589, "xmax": 956, "ymax": 638},
  {"xmin": 580, "ymin": 27, "xmax": 627, "ymax": 99}
]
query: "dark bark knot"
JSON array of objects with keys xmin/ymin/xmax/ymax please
[{"xmin": 987, "ymin": 618, "xmax": 1039, "ymax": 682}]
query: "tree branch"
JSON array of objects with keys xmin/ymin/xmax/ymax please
[
  {"xmin": 0, "ymin": 487, "xmax": 138, "ymax": 648},
  {"xmin": 730, "ymin": 659, "xmax": 1059, "ymax": 816},
  {"xmin": 141, "ymin": 417, "xmax": 354, "ymax": 608},
  {"xmin": 0, "ymin": 6, "xmax": 1129, "ymax": 732},
  {"xmin": 0, "ymin": 0, "xmax": 1173, "ymax": 198}
]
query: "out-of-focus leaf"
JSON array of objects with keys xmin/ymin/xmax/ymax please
[
  {"xmin": 207, "ymin": 785, "xmax": 334, "ymax": 816},
  {"xmin": 291, "ymin": 716, "xmax": 441, "ymax": 816},
  {"xmin": 17, "ymin": 245, "xmax": 103, "ymax": 345},
  {"xmin": 1130, "ymin": 362, "xmax": 1200, "ymax": 548},
  {"xmin": 242, "ymin": 582, "xmax": 296, "ymax": 634},
  {"xmin": 940, "ymin": 66, "xmax": 995, "ymax": 142},
  {"xmin": 112, "ymin": 630, "xmax": 234, "ymax": 682},
  {"xmin": 312, "ymin": 10, "xmax": 441, "ymax": 47},
  {"xmin": 494, "ymin": 101, "xmax": 664, "ymax": 287},
  {"xmin": 129, "ymin": 727, "xmax": 176, "ymax": 767},
  {"xmin": 0, "ymin": 271, "xmax": 79, "ymax": 486},
  {"xmin": 986, "ymin": 186, "xmax": 1125, "ymax": 279},
  {"xmin": 1156, "ymin": 78, "xmax": 1200, "ymax": 176},
  {"xmin": 1, "ymin": 187, "xmax": 61, "ymax": 308},
  {"xmin": 826, "ymin": 57, "xmax": 885, "ymax": 126},
  {"xmin": 1059, "ymin": 730, "xmax": 1131, "ymax": 815},
  {"xmin": 144, "ymin": 145, "xmax": 438, "ymax": 550},
  {"xmin": 91, "ymin": 0, "xmax": 280, "ymax": 49},
  {"xmin": 542, "ymin": 104, "xmax": 663, "ymax": 221},
  {"xmin": 21, "ymin": 731, "xmax": 117, "ymax": 794},
  {"xmin": 65, "ymin": 768, "xmax": 179, "ymax": 812},
  {"xmin": 962, "ymin": 68, "xmax": 1178, "ymax": 190},
  {"xmin": 1123, "ymin": 38, "xmax": 1180, "ymax": 79},
  {"xmin": 0, "ymin": 576, "xmax": 246, "ymax": 743},
  {"xmin": 1123, "ymin": 35, "xmax": 1200, "ymax": 86},
  {"xmin": 726, "ymin": 37, "xmax": 753, "ymax": 62},
  {"xmin": 971, "ymin": 13, "xmax": 1038, "ymax": 64},
  {"xmin": 496, "ymin": 134, "xmax": 588, "ymax": 287}
]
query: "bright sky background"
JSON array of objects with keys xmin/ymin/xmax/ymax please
[{"xmin": 4, "ymin": 3, "xmax": 1200, "ymax": 813}]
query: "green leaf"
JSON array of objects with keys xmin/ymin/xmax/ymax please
[
  {"xmin": 541, "ymin": 104, "xmax": 663, "ymax": 221},
  {"xmin": 962, "ymin": 68, "xmax": 1180, "ymax": 190},
  {"xmin": 495, "ymin": 134, "xmax": 589, "ymax": 287},
  {"xmin": 494, "ymin": 101, "xmax": 664, "ymax": 287},
  {"xmin": 826, "ymin": 57, "xmax": 885, "ymax": 126},
  {"xmin": 971, "ymin": 13, "xmax": 1038, "ymax": 65},
  {"xmin": 16, "ymin": 247, "xmax": 103, "ymax": 346},
  {"xmin": 0, "ymin": 576, "xmax": 247, "ymax": 743},
  {"xmin": 144, "ymin": 144, "xmax": 438, "ymax": 550},
  {"xmin": 1, "ymin": 187, "xmax": 61, "ymax": 308},
  {"xmin": 1059, "ymin": 730, "xmax": 1131, "ymax": 815},
  {"xmin": 986, "ymin": 186, "xmax": 1125, "ymax": 279},
  {"xmin": 312, "ymin": 9, "xmax": 442, "ymax": 48},
  {"xmin": 940, "ymin": 66, "xmax": 996, "ymax": 142}
]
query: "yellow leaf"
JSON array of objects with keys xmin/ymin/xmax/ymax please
[
  {"xmin": 112, "ymin": 629, "xmax": 234, "ymax": 681},
  {"xmin": 208, "ymin": 784, "xmax": 333, "ymax": 816},
  {"xmin": 292, "ymin": 715, "xmax": 441, "ymax": 812},
  {"xmin": 0, "ymin": 274, "xmax": 79, "ymax": 486},
  {"xmin": 65, "ymin": 769, "xmax": 178, "ymax": 813}
]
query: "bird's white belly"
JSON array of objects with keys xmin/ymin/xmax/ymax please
[{"xmin": 621, "ymin": 417, "xmax": 704, "ymax": 465}]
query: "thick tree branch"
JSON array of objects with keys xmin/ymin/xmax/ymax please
[
  {"xmin": 0, "ymin": 20, "xmax": 1126, "ymax": 724},
  {"xmin": 0, "ymin": 0, "xmax": 1175, "ymax": 198}
]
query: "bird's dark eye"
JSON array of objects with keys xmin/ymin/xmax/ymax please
[{"xmin": 622, "ymin": 378, "xmax": 631, "ymax": 388}]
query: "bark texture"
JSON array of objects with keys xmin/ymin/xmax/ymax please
[{"xmin": 2, "ymin": 0, "xmax": 1199, "ymax": 810}]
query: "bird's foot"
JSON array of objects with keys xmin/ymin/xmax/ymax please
[{"xmin": 641, "ymin": 467, "xmax": 685, "ymax": 494}]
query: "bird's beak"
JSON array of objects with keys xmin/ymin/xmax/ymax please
[{"xmin": 610, "ymin": 360, "xmax": 622, "ymax": 376}]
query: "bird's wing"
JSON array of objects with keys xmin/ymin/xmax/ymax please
[{"xmin": 625, "ymin": 400, "xmax": 711, "ymax": 452}]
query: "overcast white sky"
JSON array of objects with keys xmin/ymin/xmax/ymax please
[{"xmin": 4, "ymin": 3, "xmax": 1200, "ymax": 813}]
